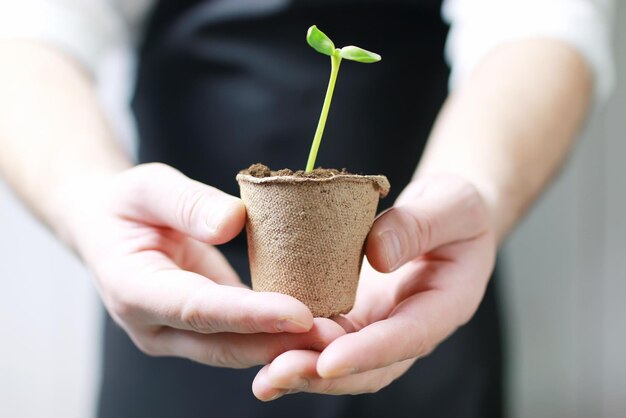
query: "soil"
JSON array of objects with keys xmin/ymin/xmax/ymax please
[{"xmin": 241, "ymin": 163, "xmax": 352, "ymax": 179}]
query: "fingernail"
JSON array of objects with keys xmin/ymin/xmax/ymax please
[
  {"xmin": 378, "ymin": 229, "xmax": 402, "ymax": 270},
  {"xmin": 276, "ymin": 318, "xmax": 310, "ymax": 333},
  {"xmin": 206, "ymin": 198, "xmax": 240, "ymax": 232}
]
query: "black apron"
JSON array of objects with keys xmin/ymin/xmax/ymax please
[{"xmin": 98, "ymin": 1, "xmax": 504, "ymax": 417}]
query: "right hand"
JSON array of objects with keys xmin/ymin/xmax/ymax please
[{"xmin": 60, "ymin": 163, "xmax": 345, "ymax": 368}]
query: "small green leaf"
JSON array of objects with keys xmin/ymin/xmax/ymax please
[
  {"xmin": 339, "ymin": 46, "xmax": 381, "ymax": 63},
  {"xmin": 306, "ymin": 25, "xmax": 336, "ymax": 56}
]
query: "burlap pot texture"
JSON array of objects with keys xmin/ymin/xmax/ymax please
[{"xmin": 236, "ymin": 173, "xmax": 390, "ymax": 317}]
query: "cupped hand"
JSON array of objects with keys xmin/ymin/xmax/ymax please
[
  {"xmin": 64, "ymin": 163, "xmax": 345, "ymax": 368},
  {"xmin": 253, "ymin": 175, "xmax": 496, "ymax": 400}
]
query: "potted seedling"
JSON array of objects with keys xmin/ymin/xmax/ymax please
[{"xmin": 236, "ymin": 26, "xmax": 390, "ymax": 317}]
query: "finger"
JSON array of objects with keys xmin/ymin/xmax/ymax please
[
  {"xmin": 366, "ymin": 175, "xmax": 489, "ymax": 272},
  {"xmin": 112, "ymin": 255, "xmax": 314, "ymax": 334},
  {"xmin": 345, "ymin": 259, "xmax": 414, "ymax": 328},
  {"xmin": 327, "ymin": 232, "xmax": 494, "ymax": 377},
  {"xmin": 147, "ymin": 318, "xmax": 345, "ymax": 368},
  {"xmin": 253, "ymin": 351, "xmax": 318, "ymax": 401},
  {"xmin": 316, "ymin": 288, "xmax": 460, "ymax": 378},
  {"xmin": 329, "ymin": 314, "xmax": 357, "ymax": 334},
  {"xmin": 179, "ymin": 237, "xmax": 244, "ymax": 287},
  {"xmin": 253, "ymin": 350, "xmax": 413, "ymax": 400},
  {"xmin": 115, "ymin": 163, "xmax": 245, "ymax": 244},
  {"xmin": 253, "ymin": 365, "xmax": 283, "ymax": 401}
]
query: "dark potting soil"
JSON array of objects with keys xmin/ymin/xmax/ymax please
[{"xmin": 241, "ymin": 163, "xmax": 351, "ymax": 179}]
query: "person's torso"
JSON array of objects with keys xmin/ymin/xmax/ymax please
[
  {"xmin": 98, "ymin": 2, "xmax": 503, "ymax": 417},
  {"xmin": 132, "ymin": 0, "xmax": 449, "ymax": 204}
]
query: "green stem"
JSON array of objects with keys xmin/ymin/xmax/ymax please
[{"xmin": 305, "ymin": 51, "xmax": 342, "ymax": 172}]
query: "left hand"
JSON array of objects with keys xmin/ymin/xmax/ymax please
[{"xmin": 252, "ymin": 174, "xmax": 497, "ymax": 400}]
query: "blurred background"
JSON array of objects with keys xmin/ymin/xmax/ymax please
[{"xmin": 1, "ymin": 5, "xmax": 625, "ymax": 418}]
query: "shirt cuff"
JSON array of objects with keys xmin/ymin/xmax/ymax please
[
  {"xmin": 0, "ymin": 1, "xmax": 128, "ymax": 77},
  {"xmin": 442, "ymin": 0, "xmax": 615, "ymax": 103}
]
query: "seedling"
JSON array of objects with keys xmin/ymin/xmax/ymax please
[{"xmin": 304, "ymin": 25, "xmax": 381, "ymax": 172}]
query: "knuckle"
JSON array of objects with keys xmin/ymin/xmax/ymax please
[
  {"xmin": 204, "ymin": 343, "xmax": 240, "ymax": 368},
  {"xmin": 180, "ymin": 290, "xmax": 219, "ymax": 334},
  {"xmin": 235, "ymin": 312, "xmax": 263, "ymax": 333},
  {"xmin": 175, "ymin": 185, "xmax": 207, "ymax": 234},
  {"xmin": 180, "ymin": 306, "xmax": 208, "ymax": 333},
  {"xmin": 410, "ymin": 209, "xmax": 434, "ymax": 255}
]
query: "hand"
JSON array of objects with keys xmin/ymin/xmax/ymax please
[
  {"xmin": 252, "ymin": 174, "xmax": 496, "ymax": 399},
  {"xmin": 62, "ymin": 163, "xmax": 345, "ymax": 368}
]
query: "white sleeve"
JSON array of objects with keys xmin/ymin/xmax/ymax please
[
  {"xmin": 442, "ymin": 0, "xmax": 616, "ymax": 102},
  {"xmin": 0, "ymin": 0, "xmax": 148, "ymax": 77}
]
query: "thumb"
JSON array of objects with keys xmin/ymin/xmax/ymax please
[
  {"xmin": 115, "ymin": 163, "xmax": 246, "ymax": 244},
  {"xmin": 365, "ymin": 175, "xmax": 490, "ymax": 272}
]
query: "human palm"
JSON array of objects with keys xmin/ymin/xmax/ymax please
[
  {"xmin": 67, "ymin": 163, "xmax": 346, "ymax": 369},
  {"xmin": 253, "ymin": 175, "xmax": 496, "ymax": 399}
]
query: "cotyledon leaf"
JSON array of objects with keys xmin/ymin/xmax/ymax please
[
  {"xmin": 306, "ymin": 25, "xmax": 336, "ymax": 56},
  {"xmin": 339, "ymin": 45, "xmax": 381, "ymax": 63}
]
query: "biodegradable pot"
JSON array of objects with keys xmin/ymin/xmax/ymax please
[{"xmin": 236, "ymin": 172, "xmax": 390, "ymax": 317}]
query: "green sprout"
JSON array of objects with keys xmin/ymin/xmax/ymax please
[{"xmin": 304, "ymin": 25, "xmax": 381, "ymax": 172}]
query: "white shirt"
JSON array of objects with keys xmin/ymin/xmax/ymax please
[{"xmin": 0, "ymin": 0, "xmax": 615, "ymax": 102}]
